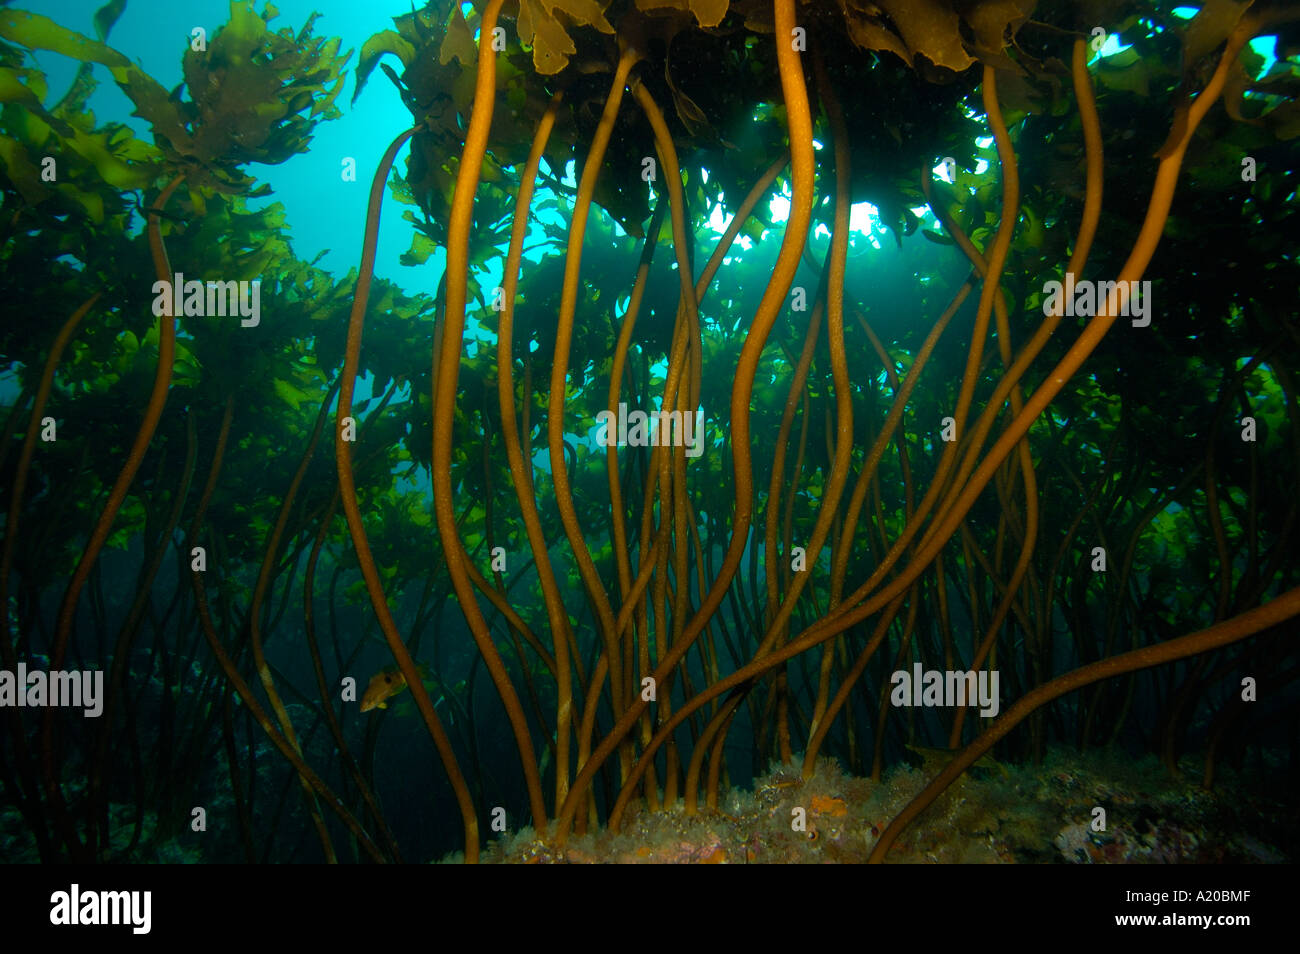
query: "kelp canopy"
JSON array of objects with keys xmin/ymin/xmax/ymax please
[{"xmin": 1, "ymin": 0, "xmax": 1298, "ymax": 863}]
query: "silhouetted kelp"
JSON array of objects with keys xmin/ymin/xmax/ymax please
[{"xmin": 1, "ymin": 0, "xmax": 1298, "ymax": 863}]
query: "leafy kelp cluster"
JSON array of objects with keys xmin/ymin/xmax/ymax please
[{"xmin": 1, "ymin": 0, "xmax": 1298, "ymax": 863}]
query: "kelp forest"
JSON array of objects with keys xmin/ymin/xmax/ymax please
[{"xmin": 2, "ymin": 0, "xmax": 1300, "ymax": 865}]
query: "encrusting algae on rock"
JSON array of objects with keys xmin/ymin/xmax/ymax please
[{"xmin": 471, "ymin": 749, "xmax": 1296, "ymax": 863}]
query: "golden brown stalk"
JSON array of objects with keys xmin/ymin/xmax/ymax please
[
  {"xmin": 45, "ymin": 175, "xmax": 184, "ymax": 857},
  {"xmin": 337, "ymin": 124, "xmax": 480, "ymax": 858},
  {"xmin": 496, "ymin": 91, "xmax": 578, "ymax": 807},
  {"xmin": 433, "ymin": 0, "xmax": 547, "ymax": 830},
  {"xmin": 562, "ymin": 0, "xmax": 816, "ymax": 838},
  {"xmin": 870, "ymin": 585, "xmax": 1300, "ymax": 861},
  {"xmin": 546, "ymin": 49, "xmax": 642, "ymax": 738},
  {"xmin": 606, "ymin": 18, "xmax": 1258, "ymax": 811}
]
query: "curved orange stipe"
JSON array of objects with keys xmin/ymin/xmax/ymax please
[
  {"xmin": 564, "ymin": 0, "xmax": 817, "ymax": 841},
  {"xmin": 334, "ymin": 124, "xmax": 482, "ymax": 860},
  {"xmin": 869, "ymin": 584, "xmax": 1300, "ymax": 861},
  {"xmin": 591, "ymin": 20, "xmax": 1269, "ymax": 821},
  {"xmin": 45, "ymin": 175, "xmax": 184, "ymax": 858},
  {"xmin": 496, "ymin": 92, "xmax": 578, "ymax": 808},
  {"xmin": 432, "ymin": 0, "xmax": 548, "ymax": 831}
]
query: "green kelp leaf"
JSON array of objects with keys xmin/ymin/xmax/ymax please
[
  {"xmin": 0, "ymin": 136, "xmax": 47, "ymax": 204},
  {"xmin": 93, "ymin": 0, "xmax": 127, "ymax": 42},
  {"xmin": 635, "ymin": 0, "xmax": 729, "ymax": 29},
  {"xmin": 64, "ymin": 123, "xmax": 157, "ymax": 189},
  {"xmin": 516, "ymin": 0, "xmax": 616, "ymax": 76},
  {"xmin": 354, "ymin": 29, "xmax": 416, "ymax": 104},
  {"xmin": 58, "ymin": 181, "xmax": 106, "ymax": 221},
  {"xmin": 517, "ymin": 5, "xmax": 576, "ymax": 75},
  {"xmin": 961, "ymin": 0, "xmax": 1033, "ymax": 64},
  {"xmin": 994, "ymin": 66, "xmax": 1052, "ymax": 118},
  {"xmin": 52, "ymin": 57, "xmax": 98, "ymax": 117},
  {"xmin": 0, "ymin": 9, "xmax": 131, "ymax": 69},
  {"xmin": 0, "ymin": 66, "xmax": 47, "ymax": 107},
  {"xmin": 478, "ymin": 151, "xmax": 507, "ymax": 184},
  {"xmin": 921, "ymin": 227, "xmax": 954, "ymax": 245},
  {"xmin": 1225, "ymin": 45, "xmax": 1267, "ymax": 122},
  {"xmin": 400, "ymin": 231, "xmax": 438, "ymax": 266},
  {"xmin": 450, "ymin": 64, "xmax": 479, "ymax": 118},
  {"xmin": 272, "ymin": 377, "xmax": 315, "ymax": 411},
  {"xmin": 1018, "ymin": 201, "xmax": 1044, "ymax": 250},
  {"xmin": 379, "ymin": 61, "xmax": 410, "ymax": 105},
  {"xmin": 439, "ymin": 4, "xmax": 477, "ymax": 68},
  {"xmin": 115, "ymin": 329, "xmax": 139, "ymax": 363},
  {"xmin": 387, "ymin": 172, "xmax": 417, "ymax": 204},
  {"xmin": 837, "ymin": 0, "xmax": 973, "ymax": 73},
  {"xmin": 112, "ymin": 64, "xmax": 192, "ymax": 149},
  {"xmin": 343, "ymin": 579, "xmax": 368, "ymax": 605},
  {"xmin": 664, "ymin": 53, "xmax": 715, "ymax": 139},
  {"xmin": 104, "ymin": 498, "xmax": 147, "ymax": 552},
  {"xmin": 172, "ymin": 339, "xmax": 202, "ymax": 389},
  {"xmin": 837, "ymin": 0, "xmax": 909, "ymax": 64},
  {"xmin": 310, "ymin": 55, "xmax": 349, "ymax": 119},
  {"xmin": 1180, "ymin": 0, "xmax": 1251, "ymax": 74},
  {"xmin": 836, "ymin": 0, "xmax": 1036, "ymax": 73},
  {"xmin": 1095, "ymin": 45, "xmax": 1150, "ymax": 97},
  {"xmin": 0, "ymin": 97, "xmax": 152, "ymax": 217},
  {"xmin": 110, "ymin": 0, "xmax": 351, "ymax": 192},
  {"xmin": 1264, "ymin": 99, "xmax": 1300, "ymax": 140}
]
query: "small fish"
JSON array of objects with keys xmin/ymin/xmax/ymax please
[
  {"xmin": 360, "ymin": 665, "xmax": 420, "ymax": 713},
  {"xmin": 809, "ymin": 794, "xmax": 848, "ymax": 818},
  {"xmin": 905, "ymin": 743, "xmax": 1010, "ymax": 778}
]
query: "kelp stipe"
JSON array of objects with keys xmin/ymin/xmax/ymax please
[{"xmin": 1, "ymin": 0, "xmax": 1298, "ymax": 863}]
